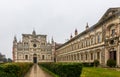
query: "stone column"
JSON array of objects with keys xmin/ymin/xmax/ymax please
[
  {"xmin": 83, "ymin": 53, "xmax": 85, "ymax": 62},
  {"xmin": 94, "ymin": 50, "xmax": 96, "ymax": 60},
  {"xmin": 79, "ymin": 53, "xmax": 81, "ymax": 62},
  {"xmin": 99, "ymin": 51, "xmax": 101, "ymax": 64},
  {"xmin": 88, "ymin": 53, "xmax": 90, "ymax": 62},
  {"xmin": 105, "ymin": 48, "xmax": 109, "ymax": 66}
]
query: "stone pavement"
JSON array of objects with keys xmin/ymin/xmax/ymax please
[{"xmin": 24, "ymin": 64, "xmax": 53, "ymax": 77}]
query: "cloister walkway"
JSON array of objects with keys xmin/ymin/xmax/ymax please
[{"xmin": 24, "ymin": 64, "xmax": 53, "ymax": 77}]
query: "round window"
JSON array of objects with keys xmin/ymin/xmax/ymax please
[{"xmin": 33, "ymin": 44, "xmax": 37, "ymax": 47}]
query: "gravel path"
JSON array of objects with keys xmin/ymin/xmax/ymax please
[{"xmin": 24, "ymin": 64, "xmax": 53, "ymax": 77}]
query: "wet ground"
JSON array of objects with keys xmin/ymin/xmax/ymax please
[{"xmin": 24, "ymin": 64, "xmax": 53, "ymax": 77}]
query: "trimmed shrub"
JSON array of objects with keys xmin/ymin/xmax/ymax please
[
  {"xmin": 39, "ymin": 62, "xmax": 82, "ymax": 77},
  {"xmin": 94, "ymin": 60, "xmax": 100, "ymax": 67},
  {"xmin": 0, "ymin": 62, "xmax": 33, "ymax": 77},
  {"xmin": 107, "ymin": 59, "xmax": 116, "ymax": 67}
]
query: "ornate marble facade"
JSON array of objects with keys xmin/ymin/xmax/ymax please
[
  {"xmin": 56, "ymin": 8, "xmax": 120, "ymax": 67},
  {"xmin": 13, "ymin": 30, "xmax": 54, "ymax": 63}
]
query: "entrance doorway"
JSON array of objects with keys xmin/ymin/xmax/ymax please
[
  {"xmin": 109, "ymin": 51, "xmax": 116, "ymax": 61},
  {"xmin": 33, "ymin": 54, "xmax": 37, "ymax": 63}
]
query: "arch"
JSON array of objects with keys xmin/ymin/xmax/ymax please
[
  {"xmin": 107, "ymin": 23, "xmax": 116, "ymax": 30},
  {"xmin": 33, "ymin": 53, "xmax": 37, "ymax": 63}
]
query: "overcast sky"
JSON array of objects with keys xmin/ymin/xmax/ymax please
[{"xmin": 0, "ymin": 0, "xmax": 120, "ymax": 59}]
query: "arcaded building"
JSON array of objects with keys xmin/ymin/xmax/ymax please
[
  {"xmin": 56, "ymin": 8, "xmax": 120, "ymax": 67},
  {"xmin": 13, "ymin": 30, "xmax": 55, "ymax": 63}
]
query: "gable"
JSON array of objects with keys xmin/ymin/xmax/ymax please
[{"xmin": 98, "ymin": 8, "xmax": 120, "ymax": 23}]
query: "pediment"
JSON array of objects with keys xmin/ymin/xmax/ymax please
[{"xmin": 98, "ymin": 8, "xmax": 120, "ymax": 23}]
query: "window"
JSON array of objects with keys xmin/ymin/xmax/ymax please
[
  {"xmin": 91, "ymin": 37, "xmax": 93, "ymax": 45},
  {"xmin": 24, "ymin": 42, "xmax": 29, "ymax": 50},
  {"xmin": 98, "ymin": 35, "xmax": 100, "ymax": 43},
  {"xmin": 33, "ymin": 44, "xmax": 37, "ymax": 47},
  {"xmin": 25, "ymin": 55, "xmax": 28, "ymax": 60},
  {"xmin": 86, "ymin": 40, "xmax": 87, "ymax": 46},
  {"xmin": 42, "ymin": 55, "xmax": 45, "ymax": 60},
  {"xmin": 81, "ymin": 54, "xmax": 83, "ymax": 60},
  {"xmin": 97, "ymin": 52, "xmax": 100, "ymax": 59},
  {"xmin": 111, "ymin": 29, "xmax": 115, "ymax": 36},
  {"xmin": 77, "ymin": 53, "xmax": 79, "ymax": 60},
  {"xmin": 91, "ymin": 53, "xmax": 93, "ymax": 60},
  {"xmin": 87, "ymin": 39, "xmax": 89, "ymax": 46},
  {"xmin": 81, "ymin": 42, "xmax": 83, "ymax": 48},
  {"xmin": 74, "ymin": 55, "xmax": 76, "ymax": 60},
  {"xmin": 85, "ymin": 54, "xmax": 87, "ymax": 60}
]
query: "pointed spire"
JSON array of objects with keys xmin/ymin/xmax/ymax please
[
  {"xmin": 32, "ymin": 29, "xmax": 36, "ymax": 35},
  {"xmin": 75, "ymin": 28, "xmax": 78, "ymax": 36},
  {"xmin": 13, "ymin": 35, "xmax": 17, "ymax": 42},
  {"xmin": 51, "ymin": 37, "xmax": 54, "ymax": 44}
]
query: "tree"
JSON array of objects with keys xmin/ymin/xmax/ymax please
[{"xmin": 7, "ymin": 58, "xmax": 12, "ymax": 62}]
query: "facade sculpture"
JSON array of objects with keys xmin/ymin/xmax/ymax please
[{"xmin": 13, "ymin": 30, "xmax": 55, "ymax": 63}]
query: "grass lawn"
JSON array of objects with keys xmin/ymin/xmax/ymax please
[{"xmin": 81, "ymin": 67, "xmax": 120, "ymax": 77}]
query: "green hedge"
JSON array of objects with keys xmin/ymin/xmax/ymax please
[
  {"xmin": 0, "ymin": 62, "xmax": 33, "ymax": 77},
  {"xmin": 82, "ymin": 62, "xmax": 94, "ymax": 67},
  {"xmin": 39, "ymin": 62, "xmax": 82, "ymax": 77},
  {"xmin": 94, "ymin": 60, "xmax": 100, "ymax": 67},
  {"xmin": 107, "ymin": 59, "xmax": 116, "ymax": 67}
]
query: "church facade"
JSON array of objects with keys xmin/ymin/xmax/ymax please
[
  {"xmin": 12, "ymin": 30, "xmax": 55, "ymax": 63},
  {"xmin": 56, "ymin": 8, "xmax": 120, "ymax": 67}
]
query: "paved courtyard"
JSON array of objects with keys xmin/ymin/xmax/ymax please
[{"xmin": 24, "ymin": 64, "xmax": 53, "ymax": 77}]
